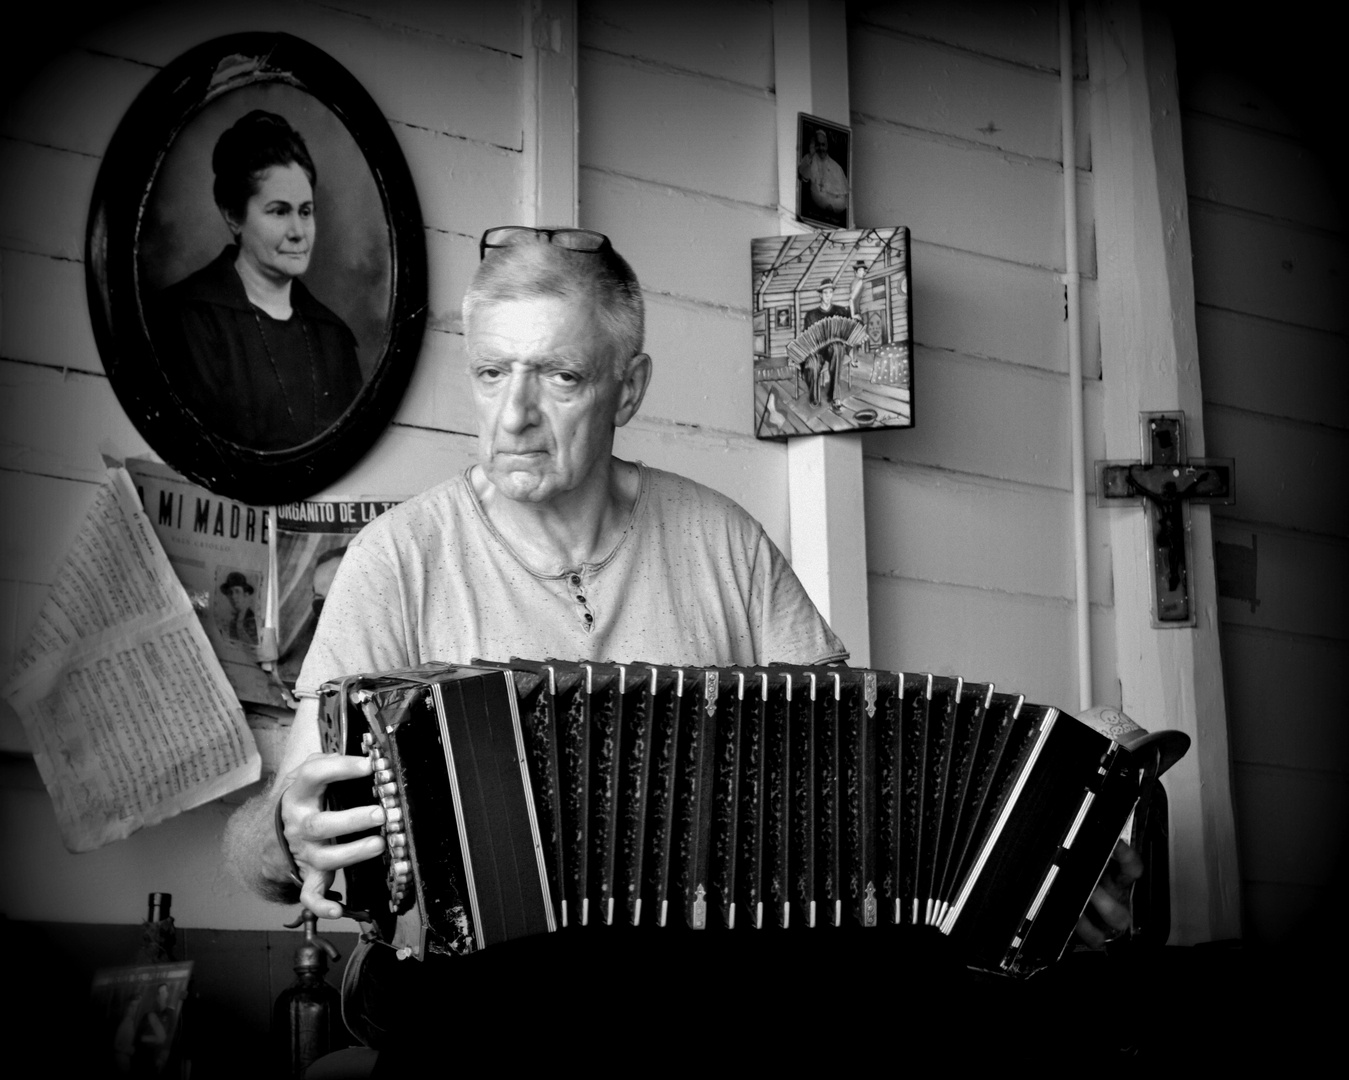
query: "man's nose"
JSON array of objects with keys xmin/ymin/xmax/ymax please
[{"xmin": 499, "ymin": 370, "xmax": 539, "ymax": 431}]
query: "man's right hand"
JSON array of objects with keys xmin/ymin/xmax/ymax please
[{"xmin": 276, "ymin": 751, "xmax": 388, "ymax": 920}]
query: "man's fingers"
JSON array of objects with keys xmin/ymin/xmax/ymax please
[
  {"xmin": 285, "ymin": 752, "xmax": 374, "ymax": 800},
  {"xmin": 301, "ymin": 832, "xmax": 386, "ymax": 873},
  {"xmin": 304, "ymin": 803, "xmax": 386, "ymax": 842},
  {"xmin": 300, "ymin": 871, "xmax": 345, "ymax": 921},
  {"xmin": 1113, "ymin": 839, "xmax": 1144, "ymax": 884},
  {"xmin": 1075, "ymin": 912, "xmax": 1108, "ymax": 948}
]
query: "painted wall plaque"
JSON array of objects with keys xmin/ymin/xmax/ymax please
[{"xmin": 752, "ymin": 227, "xmax": 913, "ymax": 439}]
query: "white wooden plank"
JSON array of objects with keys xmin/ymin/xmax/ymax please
[
  {"xmin": 580, "ymin": 0, "xmax": 774, "ymax": 88},
  {"xmin": 424, "ymin": 227, "xmax": 479, "ymax": 334},
  {"xmin": 1213, "ymin": 524, "xmax": 1347, "ymax": 641},
  {"xmin": 0, "ymin": 140, "xmax": 100, "ymax": 261},
  {"xmin": 578, "ymin": 50, "xmax": 778, "ymax": 207},
  {"xmin": 862, "ymin": 459, "xmax": 1114, "ymax": 604},
  {"xmin": 394, "ymin": 327, "xmax": 474, "ymax": 435},
  {"xmin": 579, "ymin": 168, "xmax": 779, "ymax": 311},
  {"xmin": 863, "ymin": 347, "xmax": 1072, "ymax": 489},
  {"xmin": 1183, "ymin": 113, "xmax": 1343, "ymax": 233},
  {"xmin": 319, "ymin": 0, "xmax": 523, "ymax": 52},
  {"xmin": 867, "ymin": 574, "xmax": 1078, "ymax": 708},
  {"xmin": 1190, "ymin": 202, "xmax": 1347, "ymax": 335},
  {"xmin": 1233, "ymin": 763, "xmax": 1348, "ymax": 886},
  {"xmin": 0, "ymin": 362, "xmax": 149, "ymax": 481},
  {"xmin": 1089, "ymin": 0, "xmax": 1238, "ymax": 945},
  {"xmin": 1221, "ymin": 626, "xmax": 1349, "ymax": 773},
  {"xmin": 912, "ymin": 241, "xmax": 1101, "ymax": 376},
  {"xmin": 851, "ymin": 23, "xmax": 1091, "ymax": 169},
  {"xmin": 1197, "ymin": 306, "xmax": 1347, "ymax": 429},
  {"xmin": 850, "ymin": 1, "xmax": 1061, "ymax": 70},
  {"xmin": 852, "ymin": 115, "xmax": 1096, "ymax": 272},
  {"xmin": 0, "ymin": 251, "xmax": 102, "ymax": 374},
  {"xmin": 640, "ymin": 294, "xmax": 755, "ymax": 436},
  {"xmin": 0, "ymin": 49, "xmax": 154, "ymax": 159},
  {"xmin": 80, "ymin": 1, "xmax": 524, "ymax": 151},
  {"xmin": 394, "ymin": 124, "xmax": 522, "ymax": 238},
  {"xmin": 1206, "ymin": 408, "xmax": 1349, "ymax": 540},
  {"xmin": 0, "ymin": 468, "xmax": 102, "ymax": 586}
]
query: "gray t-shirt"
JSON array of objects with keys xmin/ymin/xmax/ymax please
[{"xmin": 296, "ymin": 463, "xmax": 846, "ymax": 694}]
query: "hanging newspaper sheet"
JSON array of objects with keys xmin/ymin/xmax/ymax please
[{"xmin": 2, "ymin": 463, "xmax": 259, "ymax": 851}]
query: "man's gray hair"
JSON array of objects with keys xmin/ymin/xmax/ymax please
[{"xmin": 463, "ymin": 237, "xmax": 645, "ymax": 377}]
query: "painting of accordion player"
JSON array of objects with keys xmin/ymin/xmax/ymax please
[{"xmin": 752, "ymin": 227, "xmax": 913, "ymax": 439}]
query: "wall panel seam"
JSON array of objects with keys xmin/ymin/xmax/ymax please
[
  {"xmin": 1204, "ymin": 399, "xmax": 1349, "ymax": 436},
  {"xmin": 1196, "ymin": 299, "xmax": 1349, "ymax": 336},
  {"xmin": 1189, "ymin": 195, "xmax": 1346, "ymax": 241},
  {"xmin": 1218, "ymin": 624, "xmax": 1347, "ymax": 651},
  {"xmin": 851, "ymin": 110, "xmax": 1092, "ymax": 174},
  {"xmin": 579, "ymin": 165, "xmax": 774, "ymax": 214},
  {"xmin": 579, "ymin": 44, "xmax": 774, "ymax": 98},
  {"xmin": 848, "ymin": 19, "xmax": 1061, "ymax": 76}
]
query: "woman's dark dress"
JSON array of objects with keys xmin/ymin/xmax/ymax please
[{"xmin": 155, "ymin": 247, "xmax": 363, "ymax": 450}]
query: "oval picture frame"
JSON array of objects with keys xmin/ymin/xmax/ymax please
[{"xmin": 87, "ymin": 32, "xmax": 426, "ymax": 505}]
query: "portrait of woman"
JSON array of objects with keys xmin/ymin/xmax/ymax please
[
  {"xmin": 89, "ymin": 33, "xmax": 425, "ymax": 504},
  {"xmin": 151, "ymin": 110, "xmax": 363, "ymax": 451}
]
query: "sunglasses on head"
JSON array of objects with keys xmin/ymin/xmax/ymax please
[{"xmin": 478, "ymin": 226, "xmax": 613, "ymax": 261}]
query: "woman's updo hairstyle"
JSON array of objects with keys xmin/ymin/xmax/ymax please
[{"xmin": 212, "ymin": 110, "xmax": 317, "ymax": 223}]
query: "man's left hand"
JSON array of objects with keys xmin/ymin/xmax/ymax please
[{"xmin": 1075, "ymin": 839, "xmax": 1143, "ymax": 947}]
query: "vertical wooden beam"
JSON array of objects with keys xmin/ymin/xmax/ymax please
[
  {"xmin": 521, "ymin": 0, "xmax": 578, "ymax": 228},
  {"xmin": 774, "ymin": 0, "xmax": 871, "ymax": 666},
  {"xmin": 1087, "ymin": 0, "xmax": 1241, "ymax": 943}
]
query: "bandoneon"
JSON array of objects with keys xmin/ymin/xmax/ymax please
[{"xmin": 320, "ymin": 660, "xmax": 1184, "ymax": 978}]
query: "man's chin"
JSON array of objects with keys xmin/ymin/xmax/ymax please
[{"xmin": 485, "ymin": 464, "xmax": 556, "ymax": 503}]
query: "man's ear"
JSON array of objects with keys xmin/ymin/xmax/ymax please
[{"xmin": 613, "ymin": 352, "xmax": 651, "ymax": 428}]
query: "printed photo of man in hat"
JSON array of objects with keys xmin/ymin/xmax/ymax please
[{"xmin": 217, "ymin": 569, "xmax": 260, "ymax": 646}]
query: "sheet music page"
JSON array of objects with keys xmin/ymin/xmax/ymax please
[{"xmin": 3, "ymin": 463, "xmax": 260, "ymax": 851}]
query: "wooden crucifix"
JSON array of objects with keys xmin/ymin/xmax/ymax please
[{"xmin": 1097, "ymin": 412, "xmax": 1235, "ymax": 626}]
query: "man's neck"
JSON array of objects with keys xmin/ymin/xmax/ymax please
[{"xmin": 473, "ymin": 457, "xmax": 641, "ymax": 572}]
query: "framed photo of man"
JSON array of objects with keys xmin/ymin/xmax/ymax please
[
  {"xmin": 795, "ymin": 113, "xmax": 851, "ymax": 230},
  {"xmin": 87, "ymin": 33, "xmax": 427, "ymax": 506}
]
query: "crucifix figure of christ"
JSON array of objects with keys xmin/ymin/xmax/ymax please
[{"xmin": 1097, "ymin": 412, "xmax": 1235, "ymax": 626}]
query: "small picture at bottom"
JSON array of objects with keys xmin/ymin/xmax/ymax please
[{"xmin": 751, "ymin": 227, "xmax": 912, "ymax": 438}]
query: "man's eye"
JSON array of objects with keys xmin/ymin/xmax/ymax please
[
  {"xmin": 474, "ymin": 367, "xmax": 505, "ymax": 382},
  {"xmin": 549, "ymin": 370, "xmax": 580, "ymax": 386}
]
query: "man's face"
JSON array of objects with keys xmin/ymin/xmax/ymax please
[
  {"xmin": 813, "ymin": 130, "xmax": 829, "ymax": 156},
  {"xmin": 226, "ymin": 585, "xmax": 248, "ymax": 612},
  {"xmin": 819, "ymin": 286, "xmax": 835, "ymax": 308},
  {"xmin": 467, "ymin": 296, "xmax": 638, "ymax": 506}
]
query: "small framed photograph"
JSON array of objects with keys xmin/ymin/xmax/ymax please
[
  {"xmin": 92, "ymin": 962, "xmax": 193, "ymax": 1077},
  {"xmin": 795, "ymin": 113, "xmax": 851, "ymax": 229},
  {"xmin": 752, "ymin": 227, "xmax": 913, "ymax": 439}
]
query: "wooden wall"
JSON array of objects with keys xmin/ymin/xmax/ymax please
[
  {"xmin": 848, "ymin": 2, "xmax": 1118, "ymax": 711},
  {"xmin": 576, "ymin": 0, "xmax": 793, "ymax": 541},
  {"xmin": 1177, "ymin": 35, "xmax": 1348, "ymax": 943},
  {"xmin": 0, "ymin": 0, "xmax": 524, "ymax": 931}
]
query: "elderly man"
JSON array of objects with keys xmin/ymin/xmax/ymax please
[{"xmin": 225, "ymin": 227, "xmax": 1135, "ymax": 1062}]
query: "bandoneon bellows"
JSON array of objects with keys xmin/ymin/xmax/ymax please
[{"xmin": 320, "ymin": 661, "xmax": 1181, "ymax": 978}]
